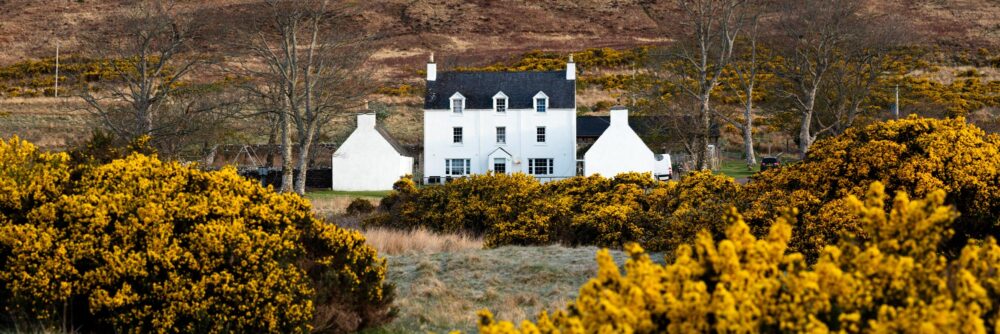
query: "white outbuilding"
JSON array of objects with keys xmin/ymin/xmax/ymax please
[
  {"xmin": 331, "ymin": 113, "xmax": 414, "ymax": 191},
  {"xmin": 583, "ymin": 106, "xmax": 656, "ymax": 177}
]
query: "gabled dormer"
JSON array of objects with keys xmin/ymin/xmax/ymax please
[
  {"xmin": 533, "ymin": 91, "xmax": 549, "ymax": 113},
  {"xmin": 449, "ymin": 92, "xmax": 465, "ymax": 114},
  {"xmin": 493, "ymin": 92, "xmax": 508, "ymax": 113}
]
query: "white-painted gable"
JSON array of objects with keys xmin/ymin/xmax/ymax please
[
  {"xmin": 583, "ymin": 107, "xmax": 655, "ymax": 177},
  {"xmin": 331, "ymin": 113, "xmax": 414, "ymax": 191}
]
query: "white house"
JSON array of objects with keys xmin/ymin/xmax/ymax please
[
  {"xmin": 331, "ymin": 113, "xmax": 414, "ymax": 191},
  {"xmin": 422, "ymin": 55, "xmax": 577, "ymax": 183},
  {"xmin": 583, "ymin": 106, "xmax": 657, "ymax": 177}
]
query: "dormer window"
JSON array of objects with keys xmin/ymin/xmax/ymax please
[
  {"xmin": 533, "ymin": 92, "xmax": 549, "ymax": 113},
  {"xmin": 450, "ymin": 93, "xmax": 465, "ymax": 114},
  {"xmin": 493, "ymin": 92, "xmax": 508, "ymax": 113}
]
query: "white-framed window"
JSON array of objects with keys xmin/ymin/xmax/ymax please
[
  {"xmin": 453, "ymin": 127, "xmax": 463, "ymax": 144},
  {"xmin": 536, "ymin": 126, "xmax": 546, "ymax": 143},
  {"xmin": 496, "ymin": 126, "xmax": 506, "ymax": 144},
  {"xmin": 494, "ymin": 92, "xmax": 508, "ymax": 113},
  {"xmin": 528, "ymin": 158, "xmax": 554, "ymax": 175},
  {"xmin": 445, "ymin": 159, "xmax": 471, "ymax": 176},
  {"xmin": 450, "ymin": 93, "xmax": 465, "ymax": 114},
  {"xmin": 493, "ymin": 158, "xmax": 506, "ymax": 174},
  {"xmin": 533, "ymin": 92, "xmax": 548, "ymax": 113}
]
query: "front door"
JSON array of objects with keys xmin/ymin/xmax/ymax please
[{"xmin": 493, "ymin": 158, "xmax": 508, "ymax": 174}]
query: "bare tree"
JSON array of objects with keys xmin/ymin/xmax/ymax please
[
  {"xmin": 243, "ymin": 0, "xmax": 374, "ymax": 194},
  {"xmin": 769, "ymin": 0, "xmax": 873, "ymax": 156},
  {"xmin": 78, "ymin": 0, "xmax": 223, "ymax": 153},
  {"xmin": 717, "ymin": 9, "xmax": 765, "ymax": 168},
  {"xmin": 643, "ymin": 0, "xmax": 751, "ymax": 170}
]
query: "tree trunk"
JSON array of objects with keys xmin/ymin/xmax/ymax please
[
  {"xmin": 799, "ymin": 88, "xmax": 818, "ymax": 157},
  {"xmin": 799, "ymin": 109, "xmax": 813, "ymax": 158},
  {"xmin": 743, "ymin": 114, "xmax": 756, "ymax": 167},
  {"xmin": 279, "ymin": 107, "xmax": 295, "ymax": 193},
  {"xmin": 293, "ymin": 126, "xmax": 316, "ymax": 194},
  {"xmin": 698, "ymin": 94, "xmax": 712, "ymax": 170}
]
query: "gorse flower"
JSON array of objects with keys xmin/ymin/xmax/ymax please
[
  {"xmin": 0, "ymin": 137, "xmax": 392, "ymax": 333},
  {"xmin": 476, "ymin": 183, "xmax": 1000, "ymax": 333}
]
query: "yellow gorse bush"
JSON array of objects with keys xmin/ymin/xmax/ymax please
[
  {"xmin": 0, "ymin": 137, "xmax": 392, "ymax": 333},
  {"xmin": 476, "ymin": 183, "xmax": 1000, "ymax": 333},
  {"xmin": 369, "ymin": 171, "xmax": 741, "ymax": 251},
  {"xmin": 747, "ymin": 115, "xmax": 1000, "ymax": 260}
]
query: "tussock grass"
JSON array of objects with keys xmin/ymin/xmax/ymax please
[
  {"xmin": 363, "ymin": 227, "xmax": 482, "ymax": 256},
  {"xmin": 373, "ymin": 245, "xmax": 656, "ymax": 334}
]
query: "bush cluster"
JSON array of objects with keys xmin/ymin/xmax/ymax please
[
  {"xmin": 478, "ymin": 183, "xmax": 1000, "ymax": 333},
  {"xmin": 373, "ymin": 116, "xmax": 1000, "ymax": 261},
  {"xmin": 746, "ymin": 115, "xmax": 1000, "ymax": 259},
  {"xmin": 367, "ymin": 171, "xmax": 739, "ymax": 252},
  {"xmin": 0, "ymin": 137, "xmax": 393, "ymax": 333},
  {"xmin": 452, "ymin": 47, "xmax": 646, "ymax": 74}
]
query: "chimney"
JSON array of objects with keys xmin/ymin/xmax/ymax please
[
  {"xmin": 427, "ymin": 52, "xmax": 437, "ymax": 81},
  {"xmin": 358, "ymin": 113, "xmax": 376, "ymax": 130},
  {"xmin": 566, "ymin": 54, "xmax": 576, "ymax": 81},
  {"xmin": 610, "ymin": 106, "xmax": 628, "ymax": 126}
]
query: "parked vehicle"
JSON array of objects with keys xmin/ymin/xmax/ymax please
[
  {"xmin": 654, "ymin": 153, "xmax": 672, "ymax": 181},
  {"xmin": 760, "ymin": 157, "xmax": 781, "ymax": 171}
]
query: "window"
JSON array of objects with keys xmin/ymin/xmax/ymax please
[
  {"xmin": 446, "ymin": 159, "xmax": 471, "ymax": 176},
  {"xmin": 496, "ymin": 126, "xmax": 506, "ymax": 144},
  {"xmin": 528, "ymin": 158, "xmax": 554, "ymax": 175},
  {"xmin": 493, "ymin": 158, "xmax": 506, "ymax": 174},
  {"xmin": 453, "ymin": 127, "xmax": 463, "ymax": 144},
  {"xmin": 452, "ymin": 97, "xmax": 464, "ymax": 114},
  {"xmin": 536, "ymin": 126, "xmax": 546, "ymax": 143},
  {"xmin": 535, "ymin": 97, "xmax": 547, "ymax": 112},
  {"xmin": 496, "ymin": 97, "xmax": 507, "ymax": 113}
]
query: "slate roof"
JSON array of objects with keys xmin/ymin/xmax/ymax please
[
  {"xmin": 576, "ymin": 115, "xmax": 722, "ymax": 139},
  {"xmin": 577, "ymin": 116, "xmax": 612, "ymax": 138},
  {"xmin": 424, "ymin": 70, "xmax": 575, "ymax": 110}
]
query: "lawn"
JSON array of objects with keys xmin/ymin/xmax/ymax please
[
  {"xmin": 305, "ymin": 190, "xmax": 391, "ymax": 218},
  {"xmin": 716, "ymin": 159, "xmax": 759, "ymax": 179},
  {"xmin": 305, "ymin": 189, "xmax": 392, "ymax": 199}
]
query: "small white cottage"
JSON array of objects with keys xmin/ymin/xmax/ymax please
[
  {"xmin": 583, "ymin": 106, "xmax": 656, "ymax": 177},
  {"xmin": 331, "ymin": 113, "xmax": 413, "ymax": 191}
]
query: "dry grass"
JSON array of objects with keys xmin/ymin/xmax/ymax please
[
  {"xmin": 362, "ymin": 227, "xmax": 482, "ymax": 256},
  {"xmin": 369, "ymin": 245, "xmax": 661, "ymax": 334}
]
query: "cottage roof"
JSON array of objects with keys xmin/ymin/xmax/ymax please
[
  {"xmin": 576, "ymin": 115, "xmax": 722, "ymax": 138},
  {"xmin": 424, "ymin": 70, "xmax": 575, "ymax": 110}
]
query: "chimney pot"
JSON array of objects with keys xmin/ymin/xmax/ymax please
[
  {"xmin": 566, "ymin": 54, "xmax": 576, "ymax": 80},
  {"xmin": 427, "ymin": 53, "xmax": 437, "ymax": 81}
]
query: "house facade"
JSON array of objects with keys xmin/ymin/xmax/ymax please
[
  {"xmin": 331, "ymin": 113, "xmax": 414, "ymax": 191},
  {"xmin": 422, "ymin": 56, "xmax": 578, "ymax": 183}
]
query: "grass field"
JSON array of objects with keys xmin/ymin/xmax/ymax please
[
  {"xmin": 305, "ymin": 190, "xmax": 390, "ymax": 219},
  {"xmin": 717, "ymin": 159, "xmax": 759, "ymax": 179},
  {"xmin": 368, "ymin": 245, "xmax": 652, "ymax": 334}
]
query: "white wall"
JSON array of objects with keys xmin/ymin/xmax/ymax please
[
  {"xmin": 331, "ymin": 114, "xmax": 413, "ymax": 191},
  {"xmin": 423, "ymin": 107, "xmax": 576, "ymax": 180},
  {"xmin": 584, "ymin": 108, "xmax": 655, "ymax": 177}
]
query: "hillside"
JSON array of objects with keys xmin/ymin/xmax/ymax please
[
  {"xmin": 1, "ymin": 0, "xmax": 997, "ymax": 68},
  {"xmin": 1, "ymin": 0, "xmax": 999, "ymax": 152}
]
